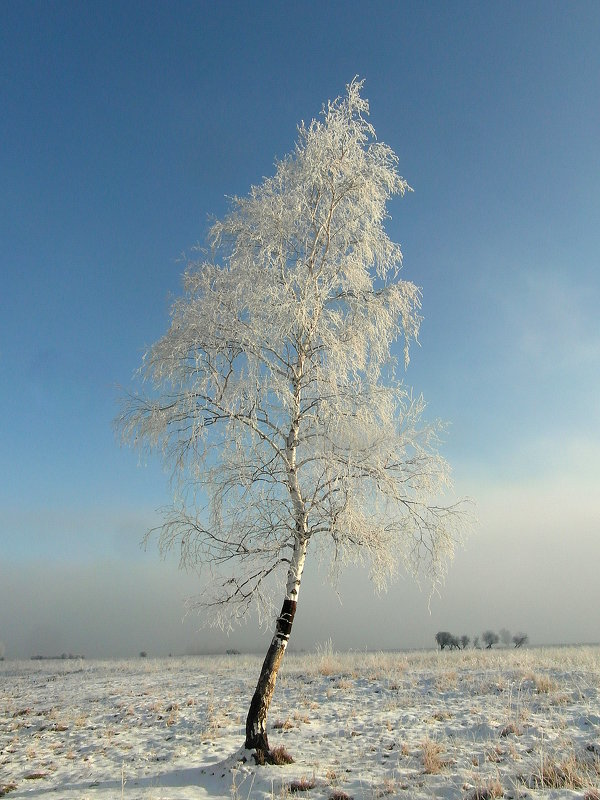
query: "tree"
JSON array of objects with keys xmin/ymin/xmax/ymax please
[
  {"xmin": 482, "ymin": 630, "xmax": 499, "ymax": 649},
  {"xmin": 460, "ymin": 634, "xmax": 470, "ymax": 650},
  {"xmin": 499, "ymin": 628, "xmax": 511, "ymax": 647},
  {"xmin": 117, "ymin": 78, "xmax": 469, "ymax": 763},
  {"xmin": 435, "ymin": 631, "xmax": 461, "ymax": 650},
  {"xmin": 436, "ymin": 632, "xmax": 453, "ymax": 650},
  {"xmin": 513, "ymin": 633, "xmax": 528, "ymax": 648}
]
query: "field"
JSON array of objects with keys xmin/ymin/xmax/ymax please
[{"xmin": 1, "ymin": 646, "xmax": 599, "ymax": 799}]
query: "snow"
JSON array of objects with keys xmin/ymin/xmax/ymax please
[{"xmin": 1, "ymin": 646, "xmax": 599, "ymax": 799}]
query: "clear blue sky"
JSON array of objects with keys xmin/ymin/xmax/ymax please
[{"xmin": 1, "ymin": 1, "xmax": 599, "ymax": 657}]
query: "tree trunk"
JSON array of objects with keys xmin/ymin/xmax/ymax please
[
  {"xmin": 244, "ymin": 537, "xmax": 307, "ymax": 763},
  {"xmin": 244, "ymin": 597, "xmax": 297, "ymax": 761}
]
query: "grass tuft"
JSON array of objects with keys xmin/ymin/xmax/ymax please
[
  {"xmin": 532, "ymin": 674, "xmax": 558, "ymax": 694},
  {"xmin": 273, "ymin": 718, "xmax": 295, "ymax": 730},
  {"xmin": 466, "ymin": 779, "xmax": 504, "ymax": 800},
  {"xmin": 500, "ymin": 722, "xmax": 522, "ymax": 737},
  {"xmin": 374, "ymin": 777, "xmax": 397, "ymax": 797},
  {"xmin": 421, "ymin": 737, "xmax": 451, "ymax": 773},
  {"xmin": 521, "ymin": 753, "xmax": 597, "ymax": 789},
  {"xmin": 289, "ymin": 776, "xmax": 316, "ymax": 792},
  {"xmin": 269, "ymin": 745, "xmax": 295, "ymax": 765}
]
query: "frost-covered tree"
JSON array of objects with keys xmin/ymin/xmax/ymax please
[
  {"xmin": 482, "ymin": 630, "xmax": 500, "ymax": 649},
  {"xmin": 436, "ymin": 631, "xmax": 460, "ymax": 650},
  {"xmin": 117, "ymin": 78, "xmax": 469, "ymax": 763},
  {"xmin": 513, "ymin": 633, "xmax": 528, "ymax": 648}
]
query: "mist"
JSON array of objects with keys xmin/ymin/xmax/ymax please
[{"xmin": 2, "ymin": 465, "xmax": 598, "ymax": 661}]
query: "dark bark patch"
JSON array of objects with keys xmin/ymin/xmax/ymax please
[{"xmin": 278, "ymin": 599, "xmax": 297, "ymax": 638}]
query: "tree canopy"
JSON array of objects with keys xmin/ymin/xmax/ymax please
[{"xmin": 118, "ymin": 77, "xmax": 468, "ymax": 633}]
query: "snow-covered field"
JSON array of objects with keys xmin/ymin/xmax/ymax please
[{"xmin": 1, "ymin": 646, "xmax": 599, "ymax": 799}]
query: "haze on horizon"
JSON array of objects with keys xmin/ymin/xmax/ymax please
[{"xmin": 1, "ymin": 2, "xmax": 599, "ymax": 661}]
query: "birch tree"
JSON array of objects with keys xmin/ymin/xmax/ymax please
[{"xmin": 117, "ymin": 78, "xmax": 469, "ymax": 762}]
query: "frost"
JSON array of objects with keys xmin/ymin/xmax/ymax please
[{"xmin": 117, "ymin": 78, "xmax": 471, "ymax": 630}]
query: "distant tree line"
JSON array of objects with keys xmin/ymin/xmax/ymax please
[
  {"xmin": 30, "ymin": 653, "xmax": 86, "ymax": 660},
  {"xmin": 436, "ymin": 629, "xmax": 528, "ymax": 650}
]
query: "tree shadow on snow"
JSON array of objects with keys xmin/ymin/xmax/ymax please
[{"xmin": 10, "ymin": 749, "xmax": 255, "ymax": 798}]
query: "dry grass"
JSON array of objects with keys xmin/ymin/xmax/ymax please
[
  {"xmin": 273, "ymin": 718, "xmax": 295, "ymax": 730},
  {"xmin": 318, "ymin": 662, "xmax": 338, "ymax": 677},
  {"xmin": 430, "ymin": 710, "xmax": 451, "ymax": 721},
  {"xmin": 269, "ymin": 745, "xmax": 295, "ymax": 766},
  {"xmin": 324, "ymin": 768, "xmax": 338, "ymax": 784},
  {"xmin": 374, "ymin": 776, "xmax": 397, "ymax": 796},
  {"xmin": 315, "ymin": 639, "xmax": 340, "ymax": 677},
  {"xmin": 436, "ymin": 670, "xmax": 458, "ymax": 692},
  {"xmin": 532, "ymin": 673, "xmax": 558, "ymax": 694},
  {"xmin": 289, "ymin": 776, "xmax": 316, "ymax": 792},
  {"xmin": 486, "ymin": 744, "xmax": 505, "ymax": 763},
  {"xmin": 500, "ymin": 722, "xmax": 522, "ymax": 737},
  {"xmin": 293, "ymin": 711, "xmax": 311, "ymax": 725},
  {"xmin": 465, "ymin": 779, "xmax": 504, "ymax": 800},
  {"xmin": 421, "ymin": 737, "xmax": 447, "ymax": 774},
  {"xmin": 522, "ymin": 752, "xmax": 599, "ymax": 789}
]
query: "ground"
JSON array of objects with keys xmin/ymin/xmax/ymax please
[{"xmin": 1, "ymin": 646, "xmax": 599, "ymax": 799}]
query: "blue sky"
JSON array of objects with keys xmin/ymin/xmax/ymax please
[{"xmin": 1, "ymin": 1, "xmax": 599, "ymax": 657}]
